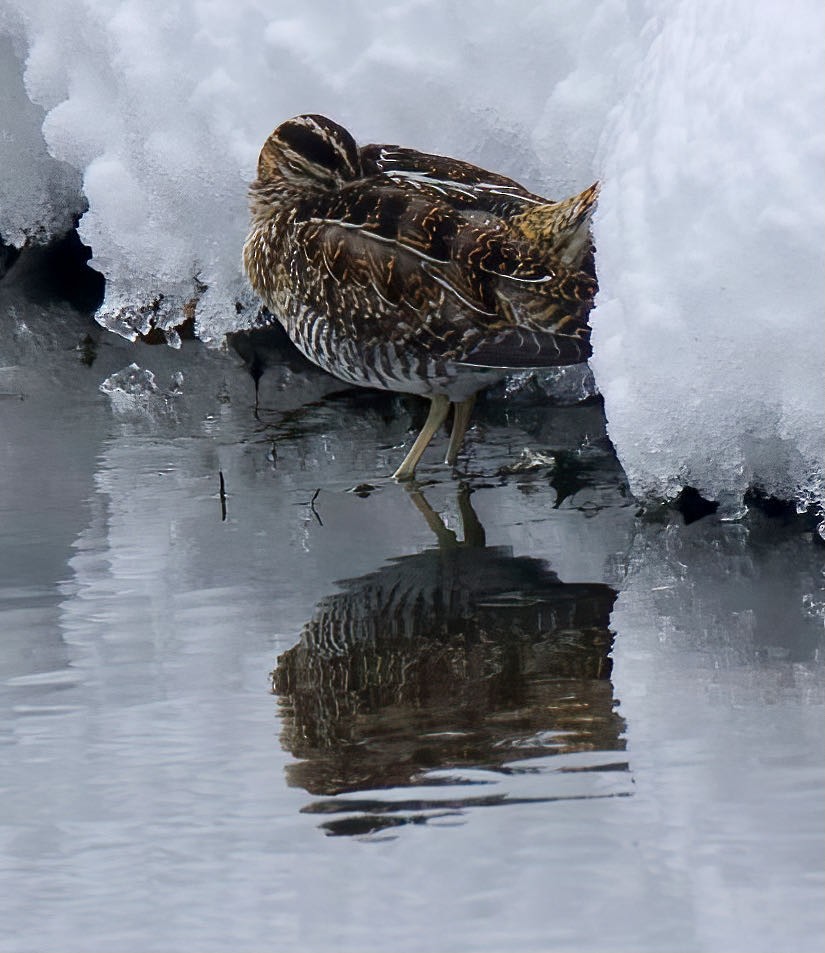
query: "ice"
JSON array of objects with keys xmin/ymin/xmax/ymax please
[
  {"xmin": 503, "ymin": 365, "xmax": 599, "ymax": 406},
  {"xmin": 1, "ymin": 0, "xmax": 823, "ymax": 516},
  {"xmin": 99, "ymin": 362, "xmax": 185, "ymax": 415}
]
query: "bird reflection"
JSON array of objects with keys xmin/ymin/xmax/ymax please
[{"xmin": 273, "ymin": 485, "xmax": 626, "ymax": 834}]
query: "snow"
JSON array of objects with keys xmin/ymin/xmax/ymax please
[
  {"xmin": 0, "ymin": 32, "xmax": 83, "ymax": 246},
  {"xmin": 0, "ymin": 0, "xmax": 823, "ymax": 518},
  {"xmin": 592, "ymin": 1, "xmax": 825, "ymax": 517}
]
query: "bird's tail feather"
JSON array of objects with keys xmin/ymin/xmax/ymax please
[{"xmin": 511, "ymin": 182, "xmax": 599, "ymax": 266}]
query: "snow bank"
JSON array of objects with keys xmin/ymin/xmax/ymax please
[
  {"xmin": 592, "ymin": 0, "xmax": 825, "ymax": 518},
  {"xmin": 1, "ymin": 0, "xmax": 823, "ymax": 518}
]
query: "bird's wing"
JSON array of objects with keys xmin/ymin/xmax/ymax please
[
  {"xmin": 453, "ymin": 320, "xmax": 593, "ymax": 368},
  {"xmin": 296, "ymin": 182, "xmax": 557, "ymax": 320},
  {"xmin": 360, "ymin": 143, "xmax": 549, "ymax": 216}
]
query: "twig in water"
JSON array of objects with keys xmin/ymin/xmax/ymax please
[
  {"xmin": 219, "ymin": 470, "xmax": 227, "ymax": 522},
  {"xmin": 308, "ymin": 488, "xmax": 322, "ymax": 526},
  {"xmin": 292, "ymin": 488, "xmax": 323, "ymax": 526}
]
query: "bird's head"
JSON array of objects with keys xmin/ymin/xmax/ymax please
[{"xmin": 254, "ymin": 114, "xmax": 361, "ymax": 194}]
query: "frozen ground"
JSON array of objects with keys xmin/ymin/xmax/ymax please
[
  {"xmin": 1, "ymin": 0, "xmax": 823, "ymax": 520},
  {"xmin": 0, "ymin": 257, "xmax": 823, "ymax": 951}
]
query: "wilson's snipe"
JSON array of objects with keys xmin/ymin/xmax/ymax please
[{"xmin": 243, "ymin": 114, "xmax": 598, "ymax": 479}]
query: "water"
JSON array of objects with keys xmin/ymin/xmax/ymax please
[{"xmin": 1, "ymin": 286, "xmax": 823, "ymax": 953}]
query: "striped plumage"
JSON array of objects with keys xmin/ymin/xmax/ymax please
[
  {"xmin": 243, "ymin": 114, "xmax": 599, "ymax": 479},
  {"xmin": 273, "ymin": 487, "xmax": 619, "ymax": 797}
]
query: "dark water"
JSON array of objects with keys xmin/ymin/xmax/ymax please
[{"xmin": 1, "ymin": 274, "xmax": 823, "ymax": 952}]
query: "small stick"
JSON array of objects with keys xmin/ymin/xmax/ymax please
[
  {"xmin": 309, "ymin": 488, "xmax": 322, "ymax": 526},
  {"xmin": 292, "ymin": 488, "xmax": 323, "ymax": 526},
  {"xmin": 219, "ymin": 470, "xmax": 227, "ymax": 522}
]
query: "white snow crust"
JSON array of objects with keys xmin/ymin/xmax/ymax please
[
  {"xmin": 0, "ymin": 31, "xmax": 84, "ymax": 246},
  {"xmin": 1, "ymin": 0, "xmax": 823, "ymax": 516}
]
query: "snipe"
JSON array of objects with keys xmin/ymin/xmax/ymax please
[{"xmin": 243, "ymin": 114, "xmax": 598, "ymax": 480}]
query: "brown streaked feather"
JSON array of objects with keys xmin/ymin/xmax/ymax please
[
  {"xmin": 511, "ymin": 182, "xmax": 600, "ymax": 267},
  {"xmin": 511, "ymin": 183, "xmax": 600, "ymax": 240},
  {"xmin": 360, "ymin": 143, "xmax": 549, "ymax": 218},
  {"xmin": 295, "ymin": 182, "xmax": 569, "ymax": 328}
]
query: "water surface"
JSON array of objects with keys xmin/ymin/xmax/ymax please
[{"xmin": 1, "ymin": 289, "xmax": 823, "ymax": 952}]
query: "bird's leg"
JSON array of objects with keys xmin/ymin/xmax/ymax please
[
  {"xmin": 456, "ymin": 482, "xmax": 486, "ymax": 548},
  {"xmin": 404, "ymin": 485, "xmax": 458, "ymax": 547},
  {"xmin": 444, "ymin": 395, "xmax": 476, "ymax": 466},
  {"xmin": 392, "ymin": 395, "xmax": 450, "ymax": 481}
]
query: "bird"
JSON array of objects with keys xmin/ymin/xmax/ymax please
[{"xmin": 243, "ymin": 114, "xmax": 599, "ymax": 480}]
